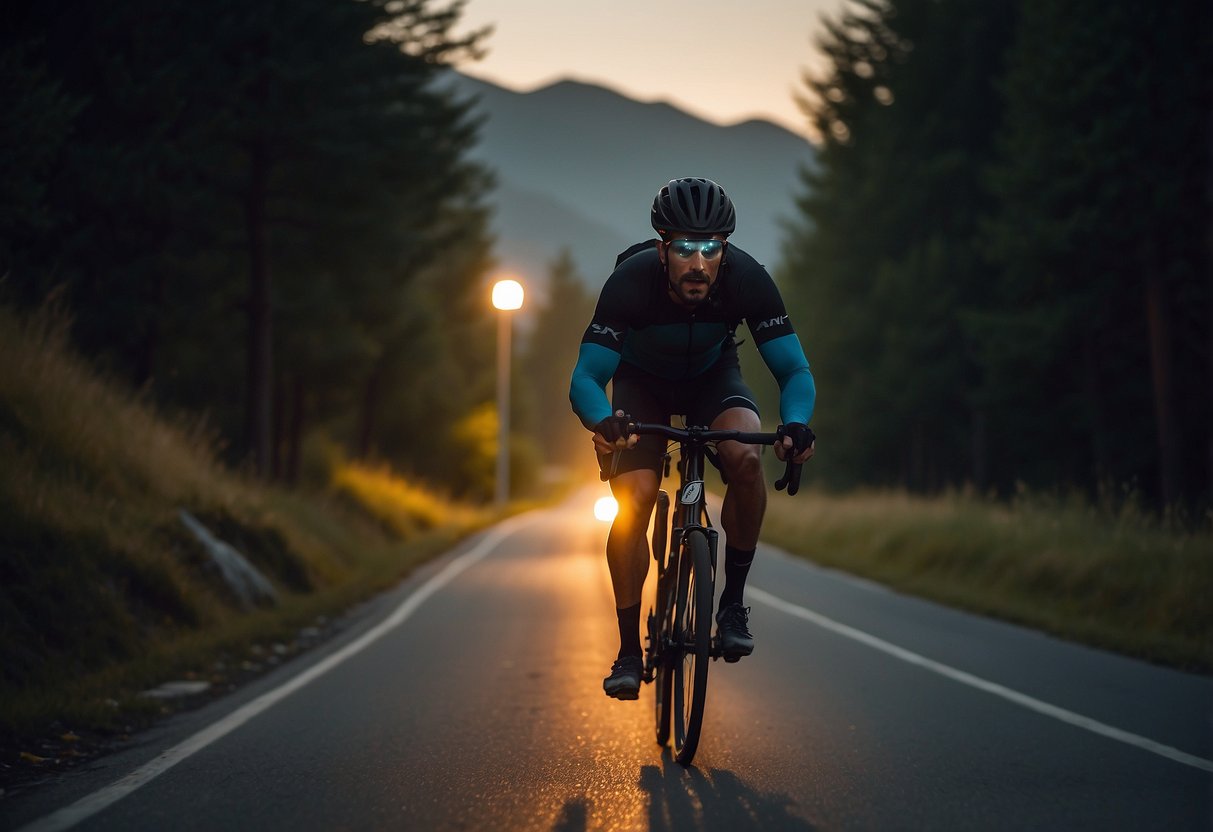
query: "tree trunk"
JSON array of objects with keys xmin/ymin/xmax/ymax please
[
  {"xmin": 909, "ymin": 418, "xmax": 926, "ymax": 491},
  {"xmin": 971, "ymin": 407, "xmax": 987, "ymax": 492},
  {"xmin": 1144, "ymin": 268, "xmax": 1179, "ymax": 506},
  {"xmin": 286, "ymin": 377, "xmax": 305, "ymax": 484},
  {"xmin": 245, "ymin": 133, "xmax": 273, "ymax": 477},
  {"xmin": 1081, "ymin": 334, "xmax": 1108, "ymax": 490},
  {"xmin": 132, "ymin": 270, "xmax": 165, "ymax": 387},
  {"xmin": 358, "ymin": 364, "xmax": 381, "ymax": 460},
  {"xmin": 271, "ymin": 371, "xmax": 285, "ymax": 480}
]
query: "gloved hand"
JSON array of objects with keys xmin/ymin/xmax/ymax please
[
  {"xmin": 782, "ymin": 422, "xmax": 815, "ymax": 452},
  {"xmin": 776, "ymin": 422, "xmax": 816, "ymax": 462},
  {"xmin": 594, "ymin": 412, "xmax": 633, "ymax": 444}
]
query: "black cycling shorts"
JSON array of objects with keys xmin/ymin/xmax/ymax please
[{"xmin": 601, "ymin": 349, "xmax": 760, "ymax": 478}]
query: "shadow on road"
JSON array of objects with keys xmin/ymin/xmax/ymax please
[
  {"xmin": 635, "ymin": 751, "xmax": 817, "ymax": 831},
  {"xmin": 551, "ymin": 796, "xmax": 590, "ymax": 831},
  {"xmin": 547, "ymin": 753, "xmax": 814, "ymax": 831}
]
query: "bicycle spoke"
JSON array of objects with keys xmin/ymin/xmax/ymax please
[{"xmin": 671, "ymin": 530, "xmax": 712, "ymax": 765}]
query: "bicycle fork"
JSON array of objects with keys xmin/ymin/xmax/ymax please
[
  {"xmin": 674, "ymin": 516, "xmax": 724, "ymax": 661},
  {"xmin": 644, "ymin": 496, "xmax": 724, "ymax": 681},
  {"xmin": 699, "ymin": 526, "xmax": 727, "ymax": 661}
]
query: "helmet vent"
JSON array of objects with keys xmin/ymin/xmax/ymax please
[{"xmin": 651, "ymin": 177, "xmax": 736, "ymax": 237}]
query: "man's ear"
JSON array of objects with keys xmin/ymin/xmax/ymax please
[{"xmin": 656, "ymin": 240, "xmax": 666, "ymax": 266}]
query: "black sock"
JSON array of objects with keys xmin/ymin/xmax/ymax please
[
  {"xmin": 617, "ymin": 603, "xmax": 642, "ymax": 658},
  {"xmin": 719, "ymin": 545, "xmax": 755, "ymax": 611}
]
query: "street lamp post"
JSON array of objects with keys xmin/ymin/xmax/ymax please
[{"xmin": 491, "ymin": 278, "xmax": 524, "ymax": 506}]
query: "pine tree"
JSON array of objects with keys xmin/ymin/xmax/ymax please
[
  {"xmin": 980, "ymin": 0, "xmax": 1212, "ymax": 504},
  {"xmin": 4, "ymin": 0, "xmax": 496, "ymax": 486},
  {"xmin": 0, "ymin": 43, "xmax": 81, "ymax": 278},
  {"xmin": 521, "ymin": 250, "xmax": 597, "ymax": 471},
  {"xmin": 780, "ymin": 0, "xmax": 1016, "ymax": 490}
]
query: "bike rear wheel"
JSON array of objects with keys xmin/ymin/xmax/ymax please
[
  {"xmin": 652, "ymin": 564, "xmax": 674, "ymax": 746},
  {"xmin": 649, "ymin": 492, "xmax": 674, "ymax": 745},
  {"xmin": 651, "ymin": 490, "xmax": 669, "ymax": 569},
  {"xmin": 672, "ymin": 528, "xmax": 712, "ymax": 765}
]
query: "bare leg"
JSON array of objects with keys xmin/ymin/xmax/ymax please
[
  {"xmin": 711, "ymin": 406, "xmax": 765, "ymax": 658},
  {"xmin": 606, "ymin": 468, "xmax": 659, "ymax": 607},
  {"xmin": 603, "ymin": 466, "xmax": 658, "ymax": 664},
  {"xmin": 711, "ymin": 407, "xmax": 766, "ymax": 549}
]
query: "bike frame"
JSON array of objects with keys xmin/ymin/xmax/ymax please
[
  {"xmin": 643, "ymin": 423, "xmax": 786, "ymax": 638},
  {"xmin": 632, "ymin": 421, "xmax": 798, "ymax": 765},
  {"xmin": 668, "ymin": 427, "xmax": 717, "ymax": 579}
]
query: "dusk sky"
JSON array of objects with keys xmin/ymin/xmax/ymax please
[{"xmin": 455, "ymin": 0, "xmax": 849, "ymax": 138}]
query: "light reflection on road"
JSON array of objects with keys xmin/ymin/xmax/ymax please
[{"xmin": 498, "ymin": 489, "xmax": 815, "ymax": 831}]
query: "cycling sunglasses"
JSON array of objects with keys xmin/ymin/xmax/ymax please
[{"xmin": 666, "ymin": 239, "xmax": 727, "ymax": 260}]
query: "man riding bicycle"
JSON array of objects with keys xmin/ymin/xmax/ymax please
[{"xmin": 569, "ymin": 177, "xmax": 816, "ymax": 700}]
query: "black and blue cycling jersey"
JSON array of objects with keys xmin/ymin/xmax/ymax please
[{"xmin": 569, "ymin": 241, "xmax": 815, "ymax": 430}]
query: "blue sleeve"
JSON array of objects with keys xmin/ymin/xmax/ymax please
[
  {"xmin": 569, "ymin": 343, "xmax": 621, "ymax": 430},
  {"xmin": 757, "ymin": 333, "xmax": 816, "ymax": 425}
]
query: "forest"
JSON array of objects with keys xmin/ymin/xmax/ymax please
[
  {"xmin": 3, "ymin": 0, "xmax": 508, "ymax": 495},
  {"xmin": 3, "ymin": 0, "xmax": 1210, "ymax": 511},
  {"xmin": 778, "ymin": 0, "xmax": 1211, "ymax": 509}
]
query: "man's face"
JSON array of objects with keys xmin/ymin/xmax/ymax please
[{"xmin": 658, "ymin": 235, "xmax": 728, "ymax": 307}]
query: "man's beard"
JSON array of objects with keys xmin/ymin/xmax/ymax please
[{"xmin": 672, "ymin": 270, "xmax": 711, "ymax": 305}]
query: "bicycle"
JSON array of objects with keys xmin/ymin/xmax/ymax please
[{"xmin": 621, "ymin": 420, "xmax": 807, "ymax": 766}]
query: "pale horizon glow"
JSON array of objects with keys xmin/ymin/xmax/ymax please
[{"xmin": 454, "ymin": 0, "xmax": 849, "ymax": 139}]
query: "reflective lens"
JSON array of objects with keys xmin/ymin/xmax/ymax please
[{"xmin": 668, "ymin": 239, "xmax": 725, "ymax": 260}]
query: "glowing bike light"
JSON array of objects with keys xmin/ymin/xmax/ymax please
[{"xmin": 594, "ymin": 496, "xmax": 619, "ymax": 522}]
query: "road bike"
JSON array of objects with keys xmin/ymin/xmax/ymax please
[{"xmin": 627, "ymin": 421, "xmax": 806, "ymax": 766}]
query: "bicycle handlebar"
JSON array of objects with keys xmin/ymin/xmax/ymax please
[
  {"xmin": 626, "ymin": 421, "xmax": 807, "ymax": 496},
  {"xmin": 627, "ymin": 422, "xmax": 780, "ymax": 445}
]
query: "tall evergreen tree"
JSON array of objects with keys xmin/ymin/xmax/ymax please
[
  {"xmin": 0, "ymin": 43, "xmax": 81, "ymax": 277},
  {"xmin": 980, "ymin": 0, "xmax": 1212, "ymax": 504},
  {"xmin": 783, "ymin": 0, "xmax": 1211, "ymax": 505},
  {"xmin": 362, "ymin": 198, "xmax": 499, "ymax": 490},
  {"xmin": 521, "ymin": 250, "xmax": 597, "ymax": 470},
  {"xmin": 5, "ymin": 0, "xmax": 223, "ymax": 385},
  {"xmin": 173, "ymin": 0, "xmax": 489, "ymax": 474},
  {"xmin": 781, "ymin": 0, "xmax": 1016, "ymax": 490},
  {"xmin": 3, "ymin": 0, "xmax": 496, "ymax": 487}
]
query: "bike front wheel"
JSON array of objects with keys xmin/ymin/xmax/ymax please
[{"xmin": 672, "ymin": 528, "xmax": 713, "ymax": 765}]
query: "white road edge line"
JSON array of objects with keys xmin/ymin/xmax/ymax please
[
  {"xmin": 749, "ymin": 586, "xmax": 1213, "ymax": 774},
  {"xmin": 18, "ymin": 513, "xmax": 538, "ymax": 832}
]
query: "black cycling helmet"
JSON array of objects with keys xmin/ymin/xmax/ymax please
[{"xmin": 651, "ymin": 177, "xmax": 736, "ymax": 237}]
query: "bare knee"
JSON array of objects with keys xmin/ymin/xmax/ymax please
[
  {"xmin": 610, "ymin": 471, "xmax": 659, "ymax": 530},
  {"xmin": 720, "ymin": 444, "xmax": 763, "ymax": 487},
  {"xmin": 711, "ymin": 407, "xmax": 764, "ymax": 488}
]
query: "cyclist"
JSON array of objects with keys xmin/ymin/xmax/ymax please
[{"xmin": 569, "ymin": 177, "xmax": 816, "ymax": 700}]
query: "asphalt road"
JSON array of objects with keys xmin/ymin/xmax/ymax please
[{"xmin": 5, "ymin": 491, "xmax": 1211, "ymax": 831}]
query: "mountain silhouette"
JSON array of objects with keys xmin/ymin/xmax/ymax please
[{"xmin": 444, "ymin": 73, "xmax": 816, "ymax": 295}]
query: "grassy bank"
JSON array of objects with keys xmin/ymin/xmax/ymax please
[
  {"xmin": 761, "ymin": 487, "xmax": 1212, "ymax": 672},
  {"xmin": 0, "ymin": 305, "xmax": 495, "ymax": 763}
]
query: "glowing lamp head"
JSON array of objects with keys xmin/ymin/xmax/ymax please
[
  {"xmin": 492, "ymin": 279, "xmax": 524, "ymax": 311},
  {"xmin": 593, "ymin": 496, "xmax": 619, "ymax": 522}
]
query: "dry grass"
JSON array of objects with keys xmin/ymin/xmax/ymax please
[
  {"xmin": 0, "ymin": 303, "xmax": 490, "ymax": 750},
  {"xmin": 761, "ymin": 487, "xmax": 1212, "ymax": 672},
  {"xmin": 330, "ymin": 462, "xmax": 477, "ymax": 538},
  {"xmin": 0, "ymin": 306, "xmax": 236, "ymax": 509}
]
